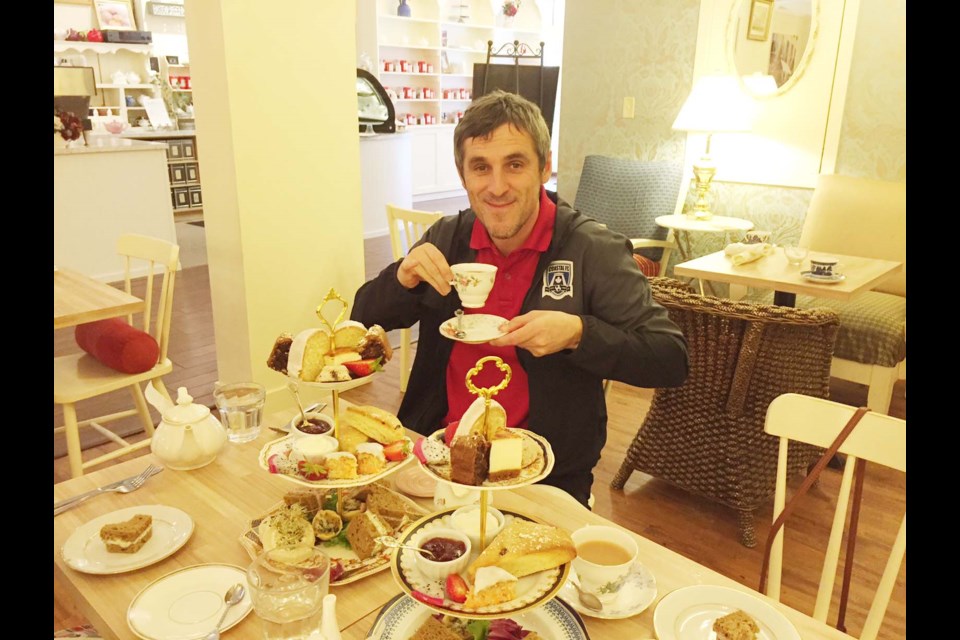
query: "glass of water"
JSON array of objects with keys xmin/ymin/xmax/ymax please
[
  {"xmin": 214, "ymin": 381, "xmax": 265, "ymax": 443},
  {"xmin": 783, "ymin": 245, "xmax": 809, "ymax": 267},
  {"xmin": 247, "ymin": 546, "xmax": 330, "ymax": 640}
]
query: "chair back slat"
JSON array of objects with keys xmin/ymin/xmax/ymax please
[
  {"xmin": 386, "ymin": 204, "xmax": 443, "ymax": 260},
  {"xmin": 764, "ymin": 393, "xmax": 906, "ymax": 640},
  {"xmin": 116, "ymin": 233, "xmax": 180, "ymax": 361}
]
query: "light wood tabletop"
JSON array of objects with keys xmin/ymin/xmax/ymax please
[
  {"xmin": 674, "ymin": 247, "xmax": 903, "ymax": 305},
  {"xmin": 54, "ymin": 267, "xmax": 144, "ymax": 329},
  {"xmin": 53, "ymin": 404, "xmax": 854, "ymax": 640}
]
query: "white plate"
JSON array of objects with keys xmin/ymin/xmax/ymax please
[
  {"xmin": 392, "ymin": 509, "xmax": 571, "ymax": 619},
  {"xmin": 800, "ymin": 270, "xmax": 846, "ymax": 284},
  {"xmin": 366, "ymin": 593, "xmax": 591, "ymax": 639},
  {"xmin": 439, "ymin": 314, "xmax": 508, "ymax": 344},
  {"xmin": 127, "ymin": 563, "xmax": 252, "ymax": 640},
  {"xmin": 61, "ymin": 505, "xmax": 194, "ymax": 575},
  {"xmin": 259, "ymin": 434, "xmax": 415, "ymax": 488},
  {"xmin": 653, "ymin": 585, "xmax": 800, "ymax": 640},
  {"xmin": 558, "ymin": 561, "xmax": 657, "ymax": 620}
]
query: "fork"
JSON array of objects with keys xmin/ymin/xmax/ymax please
[{"xmin": 53, "ymin": 465, "xmax": 163, "ymax": 516}]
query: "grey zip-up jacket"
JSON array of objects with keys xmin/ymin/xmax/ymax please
[{"xmin": 352, "ymin": 197, "xmax": 688, "ymax": 504}]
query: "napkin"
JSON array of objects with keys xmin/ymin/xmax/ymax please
[{"xmin": 724, "ymin": 242, "xmax": 775, "ymax": 266}]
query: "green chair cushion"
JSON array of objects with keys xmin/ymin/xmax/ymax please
[{"xmin": 745, "ymin": 290, "xmax": 906, "ymax": 367}]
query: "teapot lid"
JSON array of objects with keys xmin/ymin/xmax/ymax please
[{"xmin": 162, "ymin": 387, "xmax": 212, "ymax": 425}]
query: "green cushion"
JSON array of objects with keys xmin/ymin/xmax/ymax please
[{"xmin": 745, "ymin": 290, "xmax": 906, "ymax": 367}]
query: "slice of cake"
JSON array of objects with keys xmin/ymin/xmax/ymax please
[
  {"xmin": 356, "ymin": 324, "xmax": 393, "ymax": 363},
  {"xmin": 487, "ymin": 429, "xmax": 523, "ymax": 482},
  {"xmin": 450, "ymin": 434, "xmax": 490, "ymax": 486},
  {"xmin": 323, "ymin": 347, "xmax": 362, "ymax": 367},
  {"xmin": 364, "ymin": 483, "xmax": 413, "ymax": 528},
  {"xmin": 345, "ymin": 510, "xmax": 392, "ymax": 560},
  {"xmin": 345, "ymin": 405, "xmax": 405, "ymax": 444},
  {"xmin": 333, "ymin": 321, "xmax": 369, "ymax": 350},
  {"xmin": 287, "ymin": 328, "xmax": 332, "ymax": 382},
  {"xmin": 100, "ymin": 514, "xmax": 153, "ymax": 553},
  {"xmin": 355, "ymin": 442, "xmax": 386, "ymax": 475},
  {"xmin": 713, "ymin": 610, "xmax": 760, "ymax": 640},
  {"xmin": 266, "ymin": 333, "xmax": 293, "ymax": 374},
  {"xmin": 464, "ymin": 566, "xmax": 518, "ymax": 608},
  {"xmin": 324, "ymin": 452, "xmax": 358, "ymax": 479}
]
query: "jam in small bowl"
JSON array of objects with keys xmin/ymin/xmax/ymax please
[
  {"xmin": 290, "ymin": 411, "xmax": 334, "ymax": 437},
  {"xmin": 413, "ymin": 527, "xmax": 471, "ymax": 581}
]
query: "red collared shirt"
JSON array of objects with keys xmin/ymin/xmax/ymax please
[{"xmin": 443, "ymin": 187, "xmax": 556, "ymax": 428}]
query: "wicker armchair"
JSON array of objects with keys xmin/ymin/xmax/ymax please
[{"xmin": 611, "ymin": 278, "xmax": 841, "ymax": 547}]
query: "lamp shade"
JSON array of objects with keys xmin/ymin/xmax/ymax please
[{"xmin": 672, "ymin": 75, "xmax": 755, "ymax": 133}]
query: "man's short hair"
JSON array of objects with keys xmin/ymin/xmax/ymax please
[{"xmin": 453, "ymin": 90, "xmax": 551, "ymax": 176}]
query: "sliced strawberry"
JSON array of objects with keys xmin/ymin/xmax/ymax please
[
  {"xmin": 384, "ymin": 439, "xmax": 411, "ymax": 462},
  {"xmin": 445, "ymin": 573, "xmax": 468, "ymax": 603},
  {"xmin": 343, "ymin": 357, "xmax": 382, "ymax": 378},
  {"xmin": 444, "ymin": 420, "xmax": 460, "ymax": 446},
  {"xmin": 411, "ymin": 590, "xmax": 445, "ymax": 607},
  {"xmin": 267, "ymin": 453, "xmax": 281, "ymax": 474},
  {"xmin": 329, "ymin": 559, "xmax": 345, "ymax": 582},
  {"xmin": 298, "ymin": 459, "xmax": 328, "ymax": 481}
]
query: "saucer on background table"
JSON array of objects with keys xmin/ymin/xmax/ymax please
[
  {"xmin": 800, "ymin": 271, "xmax": 846, "ymax": 284},
  {"xmin": 558, "ymin": 561, "xmax": 657, "ymax": 620},
  {"xmin": 61, "ymin": 505, "xmax": 194, "ymax": 575},
  {"xmin": 653, "ymin": 584, "xmax": 800, "ymax": 640},
  {"xmin": 127, "ymin": 563, "xmax": 252, "ymax": 640},
  {"xmin": 392, "ymin": 464, "xmax": 438, "ymax": 498},
  {"xmin": 439, "ymin": 314, "xmax": 508, "ymax": 344}
]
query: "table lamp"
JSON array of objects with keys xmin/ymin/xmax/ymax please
[{"xmin": 672, "ymin": 75, "xmax": 755, "ymax": 220}]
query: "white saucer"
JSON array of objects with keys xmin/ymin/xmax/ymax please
[
  {"xmin": 800, "ymin": 270, "xmax": 846, "ymax": 284},
  {"xmin": 439, "ymin": 313, "xmax": 508, "ymax": 344},
  {"xmin": 392, "ymin": 464, "xmax": 438, "ymax": 498},
  {"xmin": 558, "ymin": 561, "xmax": 657, "ymax": 620},
  {"xmin": 61, "ymin": 505, "xmax": 194, "ymax": 575},
  {"xmin": 127, "ymin": 563, "xmax": 253, "ymax": 640},
  {"xmin": 653, "ymin": 584, "xmax": 800, "ymax": 640}
]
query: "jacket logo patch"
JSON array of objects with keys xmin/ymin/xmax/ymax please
[{"xmin": 542, "ymin": 261, "xmax": 573, "ymax": 299}]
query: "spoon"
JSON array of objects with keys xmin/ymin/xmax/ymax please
[
  {"xmin": 204, "ymin": 583, "xmax": 246, "ymax": 640},
  {"xmin": 570, "ymin": 578, "xmax": 603, "ymax": 612},
  {"xmin": 454, "ymin": 309, "xmax": 466, "ymax": 339},
  {"xmin": 287, "ymin": 381, "xmax": 308, "ymax": 426},
  {"xmin": 376, "ymin": 536, "xmax": 439, "ymax": 559}
]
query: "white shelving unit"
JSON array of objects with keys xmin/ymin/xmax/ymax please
[
  {"xmin": 94, "ymin": 83, "xmax": 160, "ymax": 124},
  {"xmin": 357, "ymin": 0, "xmax": 548, "ymax": 196}
]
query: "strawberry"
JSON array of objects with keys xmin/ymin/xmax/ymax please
[
  {"xmin": 445, "ymin": 574, "xmax": 468, "ymax": 603},
  {"xmin": 343, "ymin": 358, "xmax": 382, "ymax": 378},
  {"xmin": 411, "ymin": 590, "xmax": 445, "ymax": 607},
  {"xmin": 384, "ymin": 439, "xmax": 411, "ymax": 462},
  {"xmin": 298, "ymin": 459, "xmax": 327, "ymax": 481},
  {"xmin": 444, "ymin": 420, "xmax": 460, "ymax": 446},
  {"xmin": 329, "ymin": 559, "xmax": 345, "ymax": 582}
]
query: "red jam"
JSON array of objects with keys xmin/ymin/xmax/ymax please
[
  {"xmin": 420, "ymin": 537, "xmax": 466, "ymax": 562},
  {"xmin": 296, "ymin": 417, "xmax": 332, "ymax": 435}
]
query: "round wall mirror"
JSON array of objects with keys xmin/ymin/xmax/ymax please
[{"xmin": 726, "ymin": 0, "xmax": 817, "ymax": 96}]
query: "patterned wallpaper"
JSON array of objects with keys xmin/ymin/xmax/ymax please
[{"xmin": 557, "ymin": 0, "xmax": 906, "ymax": 263}]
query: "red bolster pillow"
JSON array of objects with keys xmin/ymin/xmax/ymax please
[
  {"xmin": 632, "ymin": 254, "xmax": 660, "ymax": 277},
  {"xmin": 75, "ymin": 318, "xmax": 160, "ymax": 374}
]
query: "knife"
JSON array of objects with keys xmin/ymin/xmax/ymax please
[{"xmin": 53, "ymin": 466, "xmax": 163, "ymax": 510}]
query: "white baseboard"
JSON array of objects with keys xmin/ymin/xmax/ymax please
[{"xmin": 414, "ymin": 188, "xmax": 466, "ymax": 203}]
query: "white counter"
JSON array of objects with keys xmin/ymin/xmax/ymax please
[
  {"xmin": 54, "ymin": 137, "xmax": 178, "ymax": 282},
  {"xmin": 359, "ymin": 132, "xmax": 412, "ymax": 238}
]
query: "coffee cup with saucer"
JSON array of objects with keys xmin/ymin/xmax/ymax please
[{"xmin": 802, "ymin": 255, "xmax": 845, "ymax": 283}]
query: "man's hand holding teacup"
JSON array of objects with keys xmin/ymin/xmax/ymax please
[
  {"xmin": 490, "ymin": 310, "xmax": 583, "ymax": 357},
  {"xmin": 397, "ymin": 243, "xmax": 453, "ymax": 295}
]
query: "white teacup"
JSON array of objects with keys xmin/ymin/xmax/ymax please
[
  {"xmin": 449, "ymin": 263, "xmax": 497, "ymax": 309},
  {"xmin": 743, "ymin": 230, "xmax": 771, "ymax": 245},
  {"xmin": 571, "ymin": 525, "xmax": 638, "ymax": 603},
  {"xmin": 809, "ymin": 256, "xmax": 839, "ymax": 276}
]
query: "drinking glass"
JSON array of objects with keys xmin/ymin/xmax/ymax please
[
  {"xmin": 214, "ymin": 381, "xmax": 265, "ymax": 443},
  {"xmin": 247, "ymin": 546, "xmax": 330, "ymax": 640},
  {"xmin": 783, "ymin": 245, "xmax": 809, "ymax": 267}
]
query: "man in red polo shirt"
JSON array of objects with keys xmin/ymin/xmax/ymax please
[{"xmin": 353, "ymin": 91, "xmax": 688, "ymax": 506}]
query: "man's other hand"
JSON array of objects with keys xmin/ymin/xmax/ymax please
[{"xmin": 490, "ymin": 310, "xmax": 583, "ymax": 356}]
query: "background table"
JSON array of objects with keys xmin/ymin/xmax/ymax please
[
  {"xmin": 673, "ymin": 247, "xmax": 903, "ymax": 306},
  {"xmin": 54, "ymin": 405, "xmax": 854, "ymax": 640},
  {"xmin": 54, "ymin": 267, "xmax": 144, "ymax": 329}
]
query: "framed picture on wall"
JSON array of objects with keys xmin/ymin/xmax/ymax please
[
  {"xmin": 166, "ymin": 55, "xmax": 180, "ymax": 65},
  {"xmin": 746, "ymin": 0, "xmax": 773, "ymax": 41},
  {"xmin": 93, "ymin": 0, "xmax": 137, "ymax": 30}
]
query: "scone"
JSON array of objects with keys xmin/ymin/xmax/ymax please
[{"xmin": 467, "ymin": 520, "xmax": 576, "ymax": 580}]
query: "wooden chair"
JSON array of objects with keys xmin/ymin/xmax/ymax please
[
  {"xmin": 573, "ymin": 155, "xmax": 684, "ymax": 277},
  {"xmin": 611, "ymin": 278, "xmax": 840, "ymax": 547},
  {"xmin": 54, "ymin": 234, "xmax": 179, "ymax": 478},
  {"xmin": 763, "ymin": 393, "xmax": 905, "ymax": 640},
  {"xmin": 385, "ymin": 204, "xmax": 444, "ymax": 393}
]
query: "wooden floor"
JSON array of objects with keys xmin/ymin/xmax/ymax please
[{"xmin": 54, "ymin": 234, "xmax": 906, "ymax": 639}]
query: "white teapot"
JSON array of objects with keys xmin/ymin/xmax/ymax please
[{"xmin": 150, "ymin": 387, "xmax": 227, "ymax": 470}]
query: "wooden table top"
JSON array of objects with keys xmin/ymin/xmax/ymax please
[
  {"xmin": 674, "ymin": 247, "xmax": 903, "ymax": 302},
  {"xmin": 54, "ymin": 267, "xmax": 143, "ymax": 329},
  {"xmin": 53, "ymin": 404, "xmax": 853, "ymax": 640}
]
